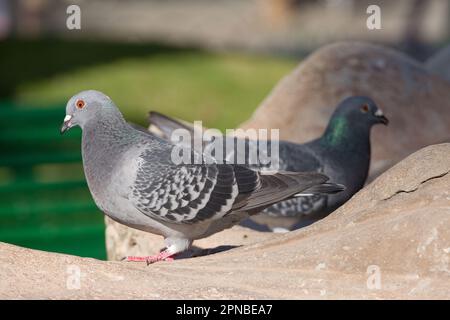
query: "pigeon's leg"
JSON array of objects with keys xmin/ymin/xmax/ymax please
[
  {"xmin": 124, "ymin": 250, "xmax": 176, "ymax": 263},
  {"xmin": 144, "ymin": 249, "xmax": 176, "ymax": 265},
  {"xmin": 124, "ymin": 238, "xmax": 192, "ymax": 265},
  {"xmin": 124, "ymin": 254, "xmax": 164, "ymax": 262},
  {"xmin": 148, "ymin": 237, "xmax": 193, "ymax": 265}
]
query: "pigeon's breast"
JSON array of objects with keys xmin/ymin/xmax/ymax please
[{"xmin": 81, "ymin": 135, "xmax": 130, "ymax": 213}]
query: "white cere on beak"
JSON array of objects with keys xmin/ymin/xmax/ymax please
[
  {"xmin": 64, "ymin": 114, "xmax": 73, "ymax": 122},
  {"xmin": 374, "ymin": 109, "xmax": 384, "ymax": 117}
]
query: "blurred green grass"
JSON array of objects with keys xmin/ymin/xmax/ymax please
[
  {"xmin": 1, "ymin": 39, "xmax": 297, "ymax": 259},
  {"xmin": 16, "ymin": 50, "xmax": 297, "ymax": 130}
]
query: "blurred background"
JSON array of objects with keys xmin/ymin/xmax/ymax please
[{"xmin": 0, "ymin": 0, "xmax": 449, "ymax": 259}]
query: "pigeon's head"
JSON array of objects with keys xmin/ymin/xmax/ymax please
[
  {"xmin": 61, "ymin": 90, "xmax": 118, "ymax": 134},
  {"xmin": 333, "ymin": 96, "xmax": 388, "ymax": 127},
  {"xmin": 322, "ymin": 96, "xmax": 388, "ymax": 146}
]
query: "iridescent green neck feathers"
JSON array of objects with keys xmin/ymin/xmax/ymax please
[{"xmin": 322, "ymin": 116, "xmax": 349, "ymax": 146}]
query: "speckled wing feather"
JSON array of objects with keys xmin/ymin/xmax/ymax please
[
  {"xmin": 275, "ymin": 141, "xmax": 323, "ymax": 173},
  {"xmin": 128, "ymin": 146, "xmax": 329, "ymax": 225},
  {"xmin": 129, "ymin": 148, "xmax": 242, "ymax": 224},
  {"xmin": 233, "ymin": 171, "xmax": 328, "ymax": 213},
  {"xmin": 262, "ymin": 194, "xmax": 326, "ymax": 217},
  {"xmin": 147, "ymin": 111, "xmax": 337, "ymax": 216}
]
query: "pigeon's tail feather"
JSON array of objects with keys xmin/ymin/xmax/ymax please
[
  {"xmin": 148, "ymin": 111, "xmax": 195, "ymax": 139},
  {"xmin": 295, "ymin": 182, "xmax": 345, "ymax": 196},
  {"xmin": 234, "ymin": 171, "xmax": 329, "ymax": 214}
]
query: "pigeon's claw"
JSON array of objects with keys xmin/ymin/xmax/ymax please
[
  {"xmin": 123, "ymin": 250, "xmax": 176, "ymax": 265},
  {"xmin": 146, "ymin": 250, "xmax": 176, "ymax": 265},
  {"xmin": 124, "ymin": 256, "xmax": 148, "ymax": 262}
]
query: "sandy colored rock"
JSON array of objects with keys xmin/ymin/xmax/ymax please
[
  {"xmin": 241, "ymin": 41, "xmax": 450, "ymax": 178},
  {"xmin": 1, "ymin": 144, "xmax": 449, "ymax": 299}
]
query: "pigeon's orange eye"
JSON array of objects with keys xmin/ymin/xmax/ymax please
[
  {"xmin": 76, "ymin": 99, "xmax": 85, "ymax": 109},
  {"xmin": 360, "ymin": 104, "xmax": 369, "ymax": 113}
]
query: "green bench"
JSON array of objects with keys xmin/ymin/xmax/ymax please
[{"xmin": 0, "ymin": 102, "xmax": 106, "ymax": 259}]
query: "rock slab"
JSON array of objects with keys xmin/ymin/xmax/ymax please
[{"xmin": 1, "ymin": 144, "xmax": 449, "ymax": 299}]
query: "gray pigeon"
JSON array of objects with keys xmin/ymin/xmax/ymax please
[
  {"xmin": 60, "ymin": 90, "xmax": 342, "ymax": 263},
  {"xmin": 148, "ymin": 96, "xmax": 388, "ymax": 232}
]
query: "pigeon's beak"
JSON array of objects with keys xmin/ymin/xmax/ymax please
[
  {"xmin": 378, "ymin": 115, "xmax": 389, "ymax": 125},
  {"xmin": 374, "ymin": 109, "xmax": 389, "ymax": 125},
  {"xmin": 60, "ymin": 114, "xmax": 73, "ymax": 134}
]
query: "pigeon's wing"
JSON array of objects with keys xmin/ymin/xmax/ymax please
[
  {"xmin": 128, "ymin": 149, "xmax": 240, "ymax": 224},
  {"xmin": 148, "ymin": 111, "xmax": 197, "ymax": 140},
  {"xmin": 149, "ymin": 111, "xmax": 276, "ymax": 169},
  {"xmin": 232, "ymin": 170, "xmax": 329, "ymax": 213},
  {"xmin": 128, "ymin": 148, "xmax": 329, "ymax": 224},
  {"xmin": 258, "ymin": 141, "xmax": 346, "ymax": 217},
  {"xmin": 276, "ymin": 141, "xmax": 324, "ymax": 173},
  {"xmin": 149, "ymin": 111, "xmax": 327, "ymax": 172},
  {"xmin": 262, "ymin": 182, "xmax": 345, "ymax": 218},
  {"xmin": 148, "ymin": 111, "xmax": 217, "ymax": 150},
  {"xmin": 262, "ymin": 194, "xmax": 327, "ymax": 217}
]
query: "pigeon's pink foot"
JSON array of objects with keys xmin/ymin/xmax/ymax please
[
  {"xmin": 124, "ymin": 250, "xmax": 176, "ymax": 265},
  {"xmin": 124, "ymin": 256, "xmax": 148, "ymax": 262},
  {"xmin": 145, "ymin": 250, "xmax": 176, "ymax": 265}
]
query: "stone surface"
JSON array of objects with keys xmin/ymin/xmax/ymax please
[
  {"xmin": 241, "ymin": 41, "xmax": 450, "ymax": 178},
  {"xmin": 2, "ymin": 144, "xmax": 449, "ymax": 299}
]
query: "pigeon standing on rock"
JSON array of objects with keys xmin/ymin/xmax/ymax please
[
  {"xmin": 148, "ymin": 96, "xmax": 388, "ymax": 232},
  {"xmin": 60, "ymin": 90, "xmax": 344, "ymax": 263}
]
